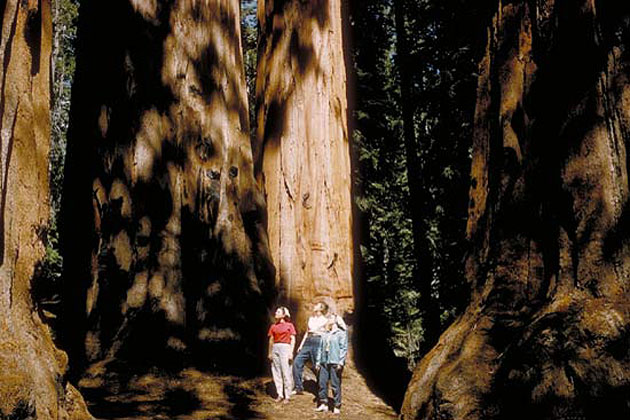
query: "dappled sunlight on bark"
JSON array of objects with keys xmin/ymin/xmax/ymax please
[
  {"xmin": 402, "ymin": 2, "xmax": 630, "ymax": 419},
  {"xmin": 0, "ymin": 0, "xmax": 91, "ymax": 418},
  {"xmin": 257, "ymin": 0, "xmax": 353, "ymax": 327},
  {"xmin": 62, "ymin": 0, "xmax": 274, "ymax": 377}
]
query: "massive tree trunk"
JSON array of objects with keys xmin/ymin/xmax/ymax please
[
  {"xmin": 0, "ymin": 1, "xmax": 91, "ymax": 418},
  {"xmin": 402, "ymin": 1, "xmax": 630, "ymax": 419},
  {"xmin": 62, "ymin": 0, "xmax": 274, "ymax": 375},
  {"xmin": 256, "ymin": 0, "xmax": 354, "ymax": 327}
]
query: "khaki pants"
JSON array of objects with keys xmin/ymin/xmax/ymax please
[{"xmin": 271, "ymin": 343, "xmax": 293, "ymax": 399}]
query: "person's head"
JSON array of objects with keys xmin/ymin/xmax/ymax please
[
  {"xmin": 333, "ymin": 314, "xmax": 346, "ymax": 330},
  {"xmin": 274, "ymin": 306, "xmax": 291, "ymax": 322},
  {"xmin": 313, "ymin": 301, "xmax": 329, "ymax": 316},
  {"xmin": 325, "ymin": 315, "xmax": 338, "ymax": 332}
]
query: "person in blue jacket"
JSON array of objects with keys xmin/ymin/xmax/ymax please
[{"xmin": 314, "ymin": 314, "xmax": 347, "ymax": 415}]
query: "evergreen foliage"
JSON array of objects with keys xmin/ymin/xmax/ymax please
[
  {"xmin": 37, "ymin": 0, "xmax": 79, "ymax": 320},
  {"xmin": 350, "ymin": 0, "xmax": 483, "ymax": 369},
  {"xmin": 241, "ymin": 0, "xmax": 258, "ymax": 138},
  {"xmin": 51, "ymin": 0, "xmax": 79, "ymax": 218}
]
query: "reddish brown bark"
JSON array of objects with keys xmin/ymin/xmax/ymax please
[
  {"xmin": 62, "ymin": 0, "xmax": 274, "ymax": 376},
  {"xmin": 256, "ymin": 0, "xmax": 354, "ymax": 328},
  {"xmin": 0, "ymin": 1, "xmax": 91, "ymax": 418},
  {"xmin": 402, "ymin": 1, "xmax": 630, "ymax": 419}
]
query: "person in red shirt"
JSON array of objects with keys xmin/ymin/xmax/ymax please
[{"xmin": 267, "ymin": 306, "xmax": 297, "ymax": 403}]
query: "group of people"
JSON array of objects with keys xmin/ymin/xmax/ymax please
[{"xmin": 267, "ymin": 301, "xmax": 348, "ymax": 415}]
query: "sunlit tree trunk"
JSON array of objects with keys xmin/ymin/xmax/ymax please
[
  {"xmin": 62, "ymin": 0, "xmax": 274, "ymax": 375},
  {"xmin": 0, "ymin": 1, "xmax": 91, "ymax": 418},
  {"xmin": 256, "ymin": 0, "xmax": 353, "ymax": 327},
  {"xmin": 402, "ymin": 1, "xmax": 630, "ymax": 418}
]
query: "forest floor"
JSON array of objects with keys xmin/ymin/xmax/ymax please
[{"xmin": 79, "ymin": 333, "xmax": 399, "ymax": 420}]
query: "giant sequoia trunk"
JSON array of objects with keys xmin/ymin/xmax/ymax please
[
  {"xmin": 62, "ymin": 0, "xmax": 274, "ymax": 374},
  {"xmin": 402, "ymin": 1, "xmax": 630, "ymax": 419},
  {"xmin": 0, "ymin": 1, "xmax": 91, "ymax": 418},
  {"xmin": 256, "ymin": 0, "xmax": 353, "ymax": 326}
]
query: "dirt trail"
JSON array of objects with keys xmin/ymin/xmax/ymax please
[{"xmin": 80, "ymin": 333, "xmax": 399, "ymax": 420}]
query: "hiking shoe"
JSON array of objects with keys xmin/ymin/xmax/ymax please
[
  {"xmin": 315, "ymin": 404, "xmax": 328, "ymax": 412},
  {"xmin": 333, "ymin": 407, "xmax": 341, "ymax": 415}
]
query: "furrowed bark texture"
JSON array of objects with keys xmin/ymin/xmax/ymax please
[
  {"xmin": 0, "ymin": 1, "xmax": 91, "ymax": 418},
  {"xmin": 256, "ymin": 0, "xmax": 353, "ymax": 327},
  {"xmin": 62, "ymin": 0, "xmax": 274, "ymax": 375},
  {"xmin": 402, "ymin": 1, "xmax": 630, "ymax": 419}
]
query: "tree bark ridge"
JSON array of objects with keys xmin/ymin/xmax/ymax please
[
  {"xmin": 63, "ymin": 0, "xmax": 274, "ymax": 376},
  {"xmin": 257, "ymin": 0, "xmax": 354, "ymax": 326},
  {"xmin": 0, "ymin": 1, "xmax": 91, "ymax": 418},
  {"xmin": 402, "ymin": 2, "xmax": 630, "ymax": 419}
]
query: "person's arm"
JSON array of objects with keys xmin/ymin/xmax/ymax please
[
  {"xmin": 289, "ymin": 335, "xmax": 296, "ymax": 361},
  {"xmin": 268, "ymin": 335, "xmax": 274, "ymax": 361},
  {"xmin": 338, "ymin": 331, "xmax": 348, "ymax": 366},
  {"xmin": 315, "ymin": 336, "xmax": 323, "ymax": 371},
  {"xmin": 297, "ymin": 331, "xmax": 307, "ymax": 353},
  {"xmin": 335, "ymin": 315, "xmax": 347, "ymax": 331}
]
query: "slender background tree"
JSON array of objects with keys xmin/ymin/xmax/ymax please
[{"xmin": 349, "ymin": 0, "xmax": 484, "ymax": 373}]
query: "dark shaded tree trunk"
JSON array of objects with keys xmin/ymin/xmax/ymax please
[
  {"xmin": 62, "ymin": 0, "xmax": 274, "ymax": 377},
  {"xmin": 393, "ymin": 0, "xmax": 440, "ymax": 348},
  {"xmin": 402, "ymin": 1, "xmax": 630, "ymax": 418},
  {"xmin": 256, "ymin": 0, "xmax": 354, "ymax": 328},
  {"xmin": 0, "ymin": 1, "xmax": 91, "ymax": 418}
]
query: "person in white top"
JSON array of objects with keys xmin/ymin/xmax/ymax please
[{"xmin": 291, "ymin": 301, "xmax": 329, "ymax": 394}]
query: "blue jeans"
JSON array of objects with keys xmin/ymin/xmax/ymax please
[
  {"xmin": 318, "ymin": 364, "xmax": 342, "ymax": 407},
  {"xmin": 292, "ymin": 335, "xmax": 322, "ymax": 391}
]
